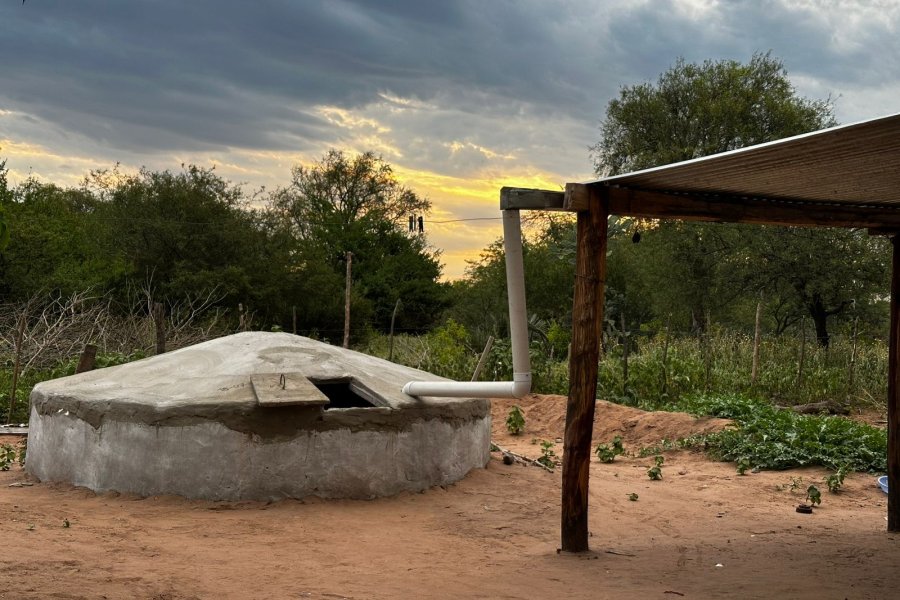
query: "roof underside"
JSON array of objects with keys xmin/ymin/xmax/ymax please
[
  {"xmin": 502, "ymin": 113, "xmax": 900, "ymax": 229},
  {"xmin": 594, "ymin": 113, "xmax": 900, "ymax": 207}
]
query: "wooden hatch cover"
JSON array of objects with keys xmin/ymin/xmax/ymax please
[{"xmin": 250, "ymin": 373, "xmax": 330, "ymax": 407}]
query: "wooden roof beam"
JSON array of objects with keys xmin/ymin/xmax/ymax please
[
  {"xmin": 501, "ymin": 184, "xmax": 900, "ymax": 229},
  {"xmin": 567, "ymin": 183, "xmax": 900, "ymax": 228},
  {"xmin": 500, "ymin": 187, "xmax": 566, "ymax": 211}
]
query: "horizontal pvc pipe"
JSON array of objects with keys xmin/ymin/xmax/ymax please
[
  {"xmin": 402, "ymin": 209, "xmax": 531, "ymax": 399},
  {"xmin": 402, "ymin": 373, "xmax": 532, "ymax": 399}
]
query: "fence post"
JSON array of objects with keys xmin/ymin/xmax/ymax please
[
  {"xmin": 343, "ymin": 251, "xmax": 352, "ymax": 349},
  {"xmin": 751, "ymin": 296, "xmax": 763, "ymax": 385},
  {"xmin": 76, "ymin": 344, "xmax": 98, "ymax": 374},
  {"xmin": 471, "ymin": 336, "xmax": 495, "ymax": 381},
  {"xmin": 621, "ymin": 312, "xmax": 629, "ymax": 396},
  {"xmin": 153, "ymin": 302, "xmax": 166, "ymax": 355}
]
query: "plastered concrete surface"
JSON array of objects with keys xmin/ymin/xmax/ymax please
[{"xmin": 26, "ymin": 332, "xmax": 491, "ymax": 500}]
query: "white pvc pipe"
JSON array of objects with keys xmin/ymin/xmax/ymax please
[{"xmin": 403, "ymin": 209, "xmax": 532, "ymax": 399}]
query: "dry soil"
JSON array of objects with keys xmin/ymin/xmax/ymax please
[{"xmin": 0, "ymin": 395, "xmax": 896, "ymax": 599}]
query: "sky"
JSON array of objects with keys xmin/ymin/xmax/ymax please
[{"xmin": 1, "ymin": 0, "xmax": 899, "ymax": 279}]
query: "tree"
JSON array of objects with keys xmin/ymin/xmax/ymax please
[
  {"xmin": 0, "ymin": 178, "xmax": 123, "ymax": 300},
  {"xmin": 0, "ymin": 159, "xmax": 13, "ymax": 252},
  {"xmin": 591, "ymin": 53, "xmax": 886, "ymax": 345},
  {"xmin": 592, "ymin": 52, "xmax": 835, "ymax": 176},
  {"xmin": 268, "ymin": 150, "xmax": 448, "ymax": 336},
  {"xmin": 94, "ymin": 165, "xmax": 283, "ymax": 315}
]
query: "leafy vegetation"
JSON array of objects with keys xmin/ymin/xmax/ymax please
[
  {"xmin": 826, "ymin": 466, "xmax": 849, "ymax": 493},
  {"xmin": 806, "ymin": 485, "xmax": 822, "ymax": 506},
  {"xmin": 677, "ymin": 394, "xmax": 886, "ymax": 472},
  {"xmin": 506, "ymin": 405, "xmax": 525, "ymax": 435},
  {"xmin": 594, "ymin": 436, "xmax": 625, "ymax": 463},
  {"xmin": 647, "ymin": 455, "xmax": 664, "ymax": 480},
  {"xmin": 0, "ymin": 443, "xmax": 17, "ymax": 470},
  {"xmin": 536, "ymin": 440, "xmax": 559, "ymax": 469}
]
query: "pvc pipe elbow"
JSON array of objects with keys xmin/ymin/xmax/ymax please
[{"xmin": 510, "ymin": 372, "xmax": 531, "ymax": 398}]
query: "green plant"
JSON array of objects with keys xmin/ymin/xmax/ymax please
[
  {"xmin": 506, "ymin": 405, "xmax": 526, "ymax": 435},
  {"xmin": 636, "ymin": 438, "xmax": 677, "ymax": 457},
  {"xmin": 627, "ymin": 492, "xmax": 639, "ymax": 501},
  {"xmin": 647, "ymin": 455, "xmax": 664, "ymax": 480},
  {"xmin": 0, "ymin": 444, "xmax": 16, "ymax": 471},
  {"xmin": 595, "ymin": 435, "xmax": 625, "ymax": 463},
  {"xmin": 806, "ymin": 484, "xmax": 822, "ymax": 506},
  {"xmin": 736, "ymin": 457, "xmax": 751, "ymax": 475},
  {"xmin": 537, "ymin": 440, "xmax": 558, "ymax": 469},
  {"xmin": 825, "ymin": 465, "xmax": 849, "ymax": 493}
]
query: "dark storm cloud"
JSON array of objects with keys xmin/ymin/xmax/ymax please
[
  {"xmin": 0, "ymin": 0, "xmax": 896, "ymax": 159},
  {"xmin": 0, "ymin": 0, "xmax": 616, "ymax": 153}
]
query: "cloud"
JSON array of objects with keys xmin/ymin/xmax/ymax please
[{"xmin": 1, "ymin": 0, "xmax": 898, "ymax": 278}]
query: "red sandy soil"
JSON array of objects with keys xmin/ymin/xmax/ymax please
[{"xmin": 0, "ymin": 395, "xmax": 895, "ymax": 599}]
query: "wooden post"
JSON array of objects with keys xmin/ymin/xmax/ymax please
[
  {"xmin": 7, "ymin": 311, "xmax": 26, "ymax": 424},
  {"xmin": 621, "ymin": 312, "xmax": 629, "ymax": 396},
  {"xmin": 76, "ymin": 344, "xmax": 98, "ymax": 374},
  {"xmin": 471, "ymin": 335, "xmax": 495, "ymax": 381},
  {"xmin": 888, "ymin": 236, "xmax": 900, "ymax": 531},
  {"xmin": 153, "ymin": 302, "xmax": 166, "ymax": 355},
  {"xmin": 751, "ymin": 296, "xmax": 763, "ymax": 385},
  {"xmin": 562, "ymin": 187, "xmax": 608, "ymax": 552},
  {"xmin": 661, "ymin": 318, "xmax": 671, "ymax": 397},
  {"xmin": 292, "ymin": 306, "xmax": 297, "ymax": 335},
  {"xmin": 797, "ymin": 316, "xmax": 807, "ymax": 388},
  {"xmin": 388, "ymin": 298, "xmax": 401, "ymax": 361},
  {"xmin": 343, "ymin": 251, "xmax": 353, "ymax": 349},
  {"xmin": 704, "ymin": 311, "xmax": 712, "ymax": 392},
  {"xmin": 848, "ymin": 317, "xmax": 859, "ymax": 392}
]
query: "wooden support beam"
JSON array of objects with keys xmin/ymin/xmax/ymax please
[
  {"xmin": 500, "ymin": 187, "xmax": 566, "ymax": 211},
  {"xmin": 889, "ymin": 236, "xmax": 900, "ymax": 531},
  {"xmin": 563, "ymin": 183, "xmax": 900, "ymax": 229},
  {"xmin": 561, "ymin": 187, "xmax": 608, "ymax": 552},
  {"xmin": 608, "ymin": 186, "xmax": 900, "ymax": 228}
]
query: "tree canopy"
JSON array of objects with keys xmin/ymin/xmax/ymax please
[
  {"xmin": 0, "ymin": 151, "xmax": 449, "ymax": 340},
  {"xmin": 591, "ymin": 52, "xmax": 836, "ymax": 176},
  {"xmin": 589, "ymin": 53, "xmax": 886, "ymax": 346}
]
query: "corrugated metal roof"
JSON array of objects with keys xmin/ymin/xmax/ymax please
[{"xmin": 592, "ymin": 112, "xmax": 900, "ymax": 207}]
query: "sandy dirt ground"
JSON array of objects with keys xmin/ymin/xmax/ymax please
[{"xmin": 0, "ymin": 395, "xmax": 896, "ymax": 599}]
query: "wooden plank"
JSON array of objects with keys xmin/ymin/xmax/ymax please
[
  {"xmin": 500, "ymin": 187, "xmax": 566, "ymax": 211},
  {"xmin": 604, "ymin": 186, "xmax": 900, "ymax": 229},
  {"xmin": 561, "ymin": 186, "xmax": 608, "ymax": 552},
  {"xmin": 564, "ymin": 183, "xmax": 591, "ymax": 211},
  {"xmin": 251, "ymin": 373, "xmax": 330, "ymax": 407},
  {"xmin": 889, "ymin": 237, "xmax": 900, "ymax": 531}
]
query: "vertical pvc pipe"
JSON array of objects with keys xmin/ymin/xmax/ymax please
[{"xmin": 503, "ymin": 209, "xmax": 531, "ymax": 390}]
